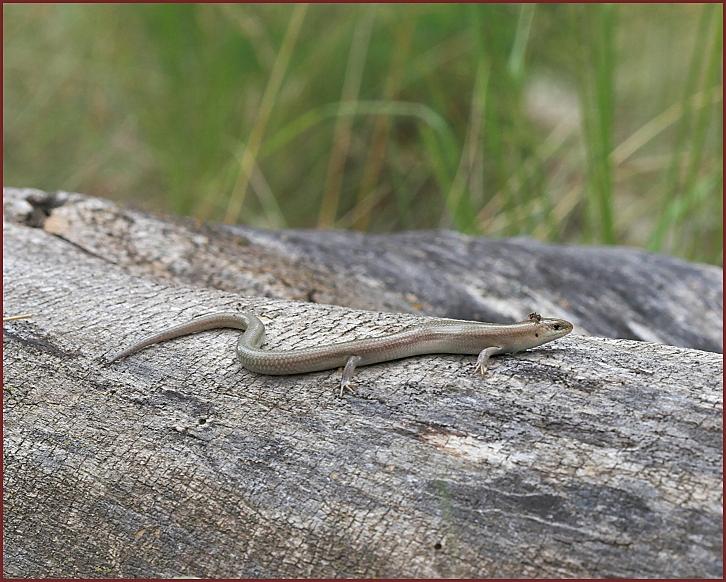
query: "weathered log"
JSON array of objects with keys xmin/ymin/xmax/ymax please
[{"xmin": 3, "ymin": 188, "xmax": 722, "ymax": 577}]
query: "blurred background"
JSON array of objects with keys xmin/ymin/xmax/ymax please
[{"xmin": 3, "ymin": 3, "xmax": 723, "ymax": 264}]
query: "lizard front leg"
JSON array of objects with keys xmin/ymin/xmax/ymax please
[
  {"xmin": 474, "ymin": 347, "xmax": 502, "ymax": 376},
  {"xmin": 339, "ymin": 355, "xmax": 363, "ymax": 396}
]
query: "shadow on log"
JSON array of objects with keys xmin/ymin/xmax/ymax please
[{"xmin": 3, "ymin": 188, "xmax": 723, "ymax": 577}]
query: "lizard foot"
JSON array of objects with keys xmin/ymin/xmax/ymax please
[{"xmin": 474, "ymin": 347, "xmax": 502, "ymax": 377}]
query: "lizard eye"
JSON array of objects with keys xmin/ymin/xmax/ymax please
[{"xmin": 553, "ymin": 323, "xmax": 561, "ymax": 330}]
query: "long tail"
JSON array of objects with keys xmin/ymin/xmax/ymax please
[{"xmin": 107, "ymin": 312, "xmax": 248, "ymax": 362}]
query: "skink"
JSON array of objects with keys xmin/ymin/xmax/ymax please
[{"xmin": 109, "ymin": 311, "xmax": 573, "ymax": 394}]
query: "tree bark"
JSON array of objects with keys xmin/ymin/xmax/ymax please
[{"xmin": 3, "ymin": 188, "xmax": 722, "ymax": 578}]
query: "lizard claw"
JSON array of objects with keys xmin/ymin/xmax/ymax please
[
  {"xmin": 339, "ymin": 379, "xmax": 355, "ymax": 398},
  {"xmin": 474, "ymin": 362, "xmax": 488, "ymax": 376}
]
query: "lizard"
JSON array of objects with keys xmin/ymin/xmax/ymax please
[{"xmin": 109, "ymin": 310, "xmax": 573, "ymax": 395}]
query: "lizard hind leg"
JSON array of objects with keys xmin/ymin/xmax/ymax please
[
  {"xmin": 474, "ymin": 347, "xmax": 502, "ymax": 376},
  {"xmin": 339, "ymin": 355, "xmax": 363, "ymax": 397}
]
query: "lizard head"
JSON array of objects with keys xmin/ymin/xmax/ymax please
[
  {"xmin": 537, "ymin": 317, "xmax": 574, "ymax": 341},
  {"xmin": 503, "ymin": 315, "xmax": 574, "ymax": 353}
]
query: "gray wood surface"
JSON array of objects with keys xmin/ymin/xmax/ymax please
[{"xmin": 3, "ymin": 188, "xmax": 723, "ymax": 578}]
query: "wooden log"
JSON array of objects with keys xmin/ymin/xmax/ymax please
[{"xmin": 3, "ymin": 188, "xmax": 722, "ymax": 577}]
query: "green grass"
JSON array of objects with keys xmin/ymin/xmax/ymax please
[{"xmin": 3, "ymin": 4, "xmax": 723, "ymax": 264}]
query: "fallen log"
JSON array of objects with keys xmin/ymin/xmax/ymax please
[{"xmin": 3, "ymin": 188, "xmax": 722, "ymax": 577}]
